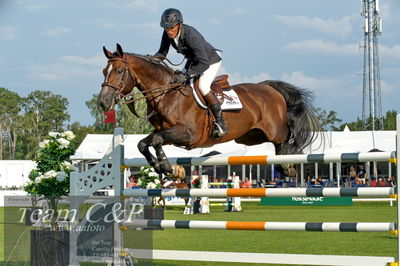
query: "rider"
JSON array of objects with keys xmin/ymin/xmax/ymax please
[{"xmin": 154, "ymin": 8, "xmax": 228, "ymax": 138}]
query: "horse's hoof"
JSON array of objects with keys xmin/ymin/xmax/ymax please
[
  {"xmin": 159, "ymin": 161, "xmax": 172, "ymax": 175},
  {"xmin": 152, "ymin": 163, "xmax": 162, "ymax": 174},
  {"xmin": 212, "ymin": 130, "xmax": 227, "ymax": 139}
]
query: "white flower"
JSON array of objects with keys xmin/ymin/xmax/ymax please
[
  {"xmin": 35, "ymin": 175, "xmax": 44, "ymax": 183},
  {"xmin": 24, "ymin": 180, "xmax": 33, "ymax": 186},
  {"xmin": 154, "ymin": 179, "xmax": 160, "ymax": 184},
  {"xmin": 61, "ymin": 161, "xmax": 71, "ymax": 171},
  {"xmin": 49, "ymin": 132, "xmax": 60, "ymax": 138},
  {"xmin": 62, "ymin": 130, "xmax": 75, "ymax": 140},
  {"xmin": 56, "ymin": 171, "xmax": 68, "ymax": 182},
  {"xmin": 39, "ymin": 140, "xmax": 50, "ymax": 148},
  {"xmin": 57, "ymin": 138, "xmax": 70, "ymax": 149},
  {"xmin": 149, "ymin": 172, "xmax": 158, "ymax": 178},
  {"xmin": 61, "ymin": 161, "xmax": 78, "ymax": 172},
  {"xmin": 44, "ymin": 170, "xmax": 57, "ymax": 179},
  {"xmin": 147, "ymin": 182, "xmax": 157, "ymax": 189},
  {"xmin": 140, "ymin": 166, "xmax": 145, "ymax": 171}
]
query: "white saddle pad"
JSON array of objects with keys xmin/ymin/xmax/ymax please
[
  {"xmin": 219, "ymin": 89, "xmax": 243, "ymax": 111},
  {"xmin": 190, "ymin": 80, "xmax": 243, "ymax": 111}
]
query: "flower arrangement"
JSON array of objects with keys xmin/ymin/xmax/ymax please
[
  {"xmin": 191, "ymin": 177, "xmax": 201, "ymax": 188},
  {"xmin": 138, "ymin": 166, "xmax": 161, "ymax": 189},
  {"xmin": 24, "ymin": 131, "xmax": 78, "ymax": 211}
]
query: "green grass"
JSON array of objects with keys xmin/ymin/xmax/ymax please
[
  {"xmin": 0, "ymin": 207, "xmax": 3, "ymax": 263},
  {"xmin": 1, "ymin": 201, "xmax": 398, "ymax": 265},
  {"xmin": 126, "ymin": 202, "xmax": 397, "ymax": 256}
]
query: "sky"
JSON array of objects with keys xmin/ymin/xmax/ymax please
[{"xmin": 1, "ymin": 0, "xmax": 399, "ymax": 126}]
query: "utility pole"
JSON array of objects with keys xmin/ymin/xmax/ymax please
[{"xmin": 361, "ymin": 0, "xmax": 383, "ymax": 130}]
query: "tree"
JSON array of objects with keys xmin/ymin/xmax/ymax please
[
  {"xmin": 68, "ymin": 122, "xmax": 97, "ymax": 147},
  {"xmin": 0, "ymin": 88, "xmax": 22, "ymax": 159},
  {"xmin": 383, "ymin": 110, "xmax": 397, "ymax": 130},
  {"xmin": 313, "ymin": 107, "xmax": 342, "ymax": 131},
  {"xmin": 338, "ymin": 110, "xmax": 398, "ymax": 131},
  {"xmin": 338, "ymin": 118, "xmax": 363, "ymax": 131},
  {"xmin": 21, "ymin": 90, "xmax": 70, "ymax": 158},
  {"xmin": 85, "ymin": 94, "xmax": 114, "ymax": 133},
  {"xmin": 86, "ymin": 92, "xmax": 153, "ymax": 134}
]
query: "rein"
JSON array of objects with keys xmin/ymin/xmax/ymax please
[
  {"xmin": 123, "ymin": 83, "xmax": 182, "ymax": 104},
  {"xmin": 102, "ymin": 56, "xmax": 184, "ymax": 117},
  {"xmin": 154, "ymin": 55, "xmax": 185, "ymax": 67}
]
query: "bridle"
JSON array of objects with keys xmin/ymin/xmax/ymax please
[
  {"xmin": 101, "ymin": 57, "xmax": 136, "ymax": 100},
  {"xmin": 101, "ymin": 56, "xmax": 183, "ymax": 104}
]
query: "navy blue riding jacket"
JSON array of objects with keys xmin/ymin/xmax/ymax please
[{"xmin": 155, "ymin": 24, "xmax": 221, "ymax": 77}]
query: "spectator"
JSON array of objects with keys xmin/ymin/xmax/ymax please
[
  {"xmin": 219, "ymin": 177, "xmax": 227, "ymax": 188},
  {"xmin": 267, "ymin": 177, "xmax": 283, "ymax": 188},
  {"xmin": 370, "ymin": 177, "xmax": 377, "ymax": 187},
  {"xmin": 351, "ymin": 177, "xmax": 366, "ymax": 187},
  {"xmin": 349, "ymin": 166, "xmax": 357, "ymax": 180},
  {"xmin": 242, "ymin": 177, "xmax": 251, "ymax": 188},
  {"xmin": 346, "ymin": 166, "xmax": 357, "ymax": 187},
  {"xmin": 313, "ymin": 177, "xmax": 322, "ymax": 187},
  {"xmin": 357, "ymin": 165, "xmax": 367, "ymax": 178},
  {"xmin": 127, "ymin": 175, "xmax": 139, "ymax": 188},
  {"xmin": 274, "ymin": 169, "xmax": 281, "ymax": 180},
  {"xmin": 389, "ymin": 176, "xmax": 396, "ymax": 187},
  {"xmin": 376, "ymin": 177, "xmax": 389, "ymax": 187},
  {"xmin": 305, "ymin": 171, "xmax": 312, "ymax": 181}
]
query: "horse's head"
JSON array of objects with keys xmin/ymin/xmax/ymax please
[{"xmin": 98, "ymin": 43, "xmax": 136, "ymax": 112}]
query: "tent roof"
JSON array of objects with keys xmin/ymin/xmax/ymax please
[
  {"xmin": 71, "ymin": 130, "xmax": 396, "ymax": 160},
  {"xmin": 305, "ymin": 130, "xmax": 396, "ymax": 154},
  {"xmin": 71, "ymin": 134, "xmax": 276, "ymax": 160}
]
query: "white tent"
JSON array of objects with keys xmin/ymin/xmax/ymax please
[
  {"xmin": 0, "ymin": 160, "xmax": 36, "ymax": 188},
  {"xmin": 72, "ymin": 130, "xmax": 396, "ymax": 161},
  {"xmin": 71, "ymin": 134, "xmax": 277, "ymax": 160},
  {"xmin": 305, "ymin": 130, "xmax": 396, "ymax": 154}
]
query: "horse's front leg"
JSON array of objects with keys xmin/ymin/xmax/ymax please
[
  {"xmin": 137, "ymin": 133, "xmax": 162, "ymax": 173},
  {"xmin": 151, "ymin": 125, "xmax": 193, "ymax": 175}
]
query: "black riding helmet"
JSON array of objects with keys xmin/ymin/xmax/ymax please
[{"xmin": 160, "ymin": 8, "xmax": 183, "ymax": 28}]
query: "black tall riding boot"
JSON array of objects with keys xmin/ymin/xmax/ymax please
[{"xmin": 204, "ymin": 92, "xmax": 228, "ymax": 138}]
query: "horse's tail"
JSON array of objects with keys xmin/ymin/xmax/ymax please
[{"xmin": 260, "ymin": 80, "xmax": 320, "ymax": 155}]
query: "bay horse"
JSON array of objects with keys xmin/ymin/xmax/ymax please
[{"xmin": 98, "ymin": 44, "xmax": 319, "ymax": 175}]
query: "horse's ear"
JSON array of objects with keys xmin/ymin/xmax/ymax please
[
  {"xmin": 116, "ymin": 43, "xmax": 124, "ymax": 57},
  {"xmin": 103, "ymin": 46, "xmax": 113, "ymax": 59}
]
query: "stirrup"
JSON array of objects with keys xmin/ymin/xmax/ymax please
[{"xmin": 212, "ymin": 122, "xmax": 227, "ymax": 138}]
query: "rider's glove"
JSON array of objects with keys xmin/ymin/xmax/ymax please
[{"xmin": 175, "ymin": 73, "xmax": 189, "ymax": 84}]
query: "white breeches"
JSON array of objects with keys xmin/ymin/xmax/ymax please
[
  {"xmin": 198, "ymin": 60, "xmax": 222, "ymax": 96},
  {"xmin": 185, "ymin": 60, "xmax": 222, "ymax": 96}
]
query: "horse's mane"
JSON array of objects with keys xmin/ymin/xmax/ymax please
[{"xmin": 124, "ymin": 52, "xmax": 176, "ymax": 76}]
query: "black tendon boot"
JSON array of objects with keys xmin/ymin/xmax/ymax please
[{"xmin": 204, "ymin": 92, "xmax": 228, "ymax": 138}]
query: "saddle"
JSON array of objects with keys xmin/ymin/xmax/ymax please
[
  {"xmin": 210, "ymin": 75, "xmax": 233, "ymax": 102},
  {"xmin": 211, "ymin": 74, "xmax": 231, "ymax": 93}
]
